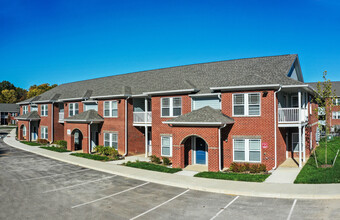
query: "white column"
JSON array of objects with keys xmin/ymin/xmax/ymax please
[
  {"xmin": 298, "ymin": 90, "xmax": 302, "ymax": 122},
  {"xmin": 303, "ymin": 125, "xmax": 306, "ymax": 162},
  {"xmin": 28, "ymin": 121, "xmax": 31, "ymax": 142},
  {"xmin": 145, "ymin": 98, "xmax": 148, "ymax": 157},
  {"xmin": 298, "ymin": 124, "xmax": 302, "ymax": 167}
]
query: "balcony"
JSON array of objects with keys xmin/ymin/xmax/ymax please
[
  {"xmin": 133, "ymin": 112, "xmax": 152, "ymax": 126},
  {"xmin": 59, "ymin": 112, "xmax": 64, "ymax": 123},
  {"xmin": 278, "ymin": 108, "xmax": 308, "ymax": 124}
]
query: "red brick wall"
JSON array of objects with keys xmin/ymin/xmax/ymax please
[
  {"xmin": 331, "ymin": 105, "xmax": 340, "ymax": 126},
  {"xmin": 17, "ymin": 120, "xmax": 29, "ymax": 140},
  {"xmin": 65, "ymin": 122, "xmax": 89, "ymax": 153},
  {"xmin": 127, "ymin": 99, "xmax": 145, "ymax": 155},
  {"xmin": 38, "ymin": 103, "xmax": 52, "ymax": 142},
  {"xmin": 53, "ymin": 103, "xmax": 64, "ymax": 141}
]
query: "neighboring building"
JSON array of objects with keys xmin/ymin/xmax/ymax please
[
  {"xmin": 16, "ymin": 54, "xmax": 318, "ymax": 171},
  {"xmin": 0, "ymin": 103, "xmax": 19, "ymax": 125},
  {"xmin": 309, "ymin": 81, "xmax": 340, "ymax": 133}
]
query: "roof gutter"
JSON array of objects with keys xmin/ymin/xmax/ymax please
[
  {"xmin": 90, "ymin": 94, "xmax": 130, "ymax": 99},
  {"xmin": 210, "ymin": 84, "xmax": 281, "ymax": 92},
  {"xmin": 143, "ymin": 88, "xmax": 198, "ymax": 96},
  {"xmin": 64, "ymin": 119, "xmax": 104, "ymax": 123},
  {"xmin": 162, "ymin": 121, "xmax": 229, "ymax": 126}
]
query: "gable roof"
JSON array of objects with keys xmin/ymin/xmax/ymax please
[
  {"xmin": 308, "ymin": 81, "xmax": 340, "ymax": 96},
  {"xmin": 19, "ymin": 54, "xmax": 304, "ymax": 104},
  {"xmin": 163, "ymin": 106, "xmax": 234, "ymax": 126},
  {"xmin": 0, "ymin": 103, "xmax": 19, "ymax": 112},
  {"xmin": 65, "ymin": 110, "xmax": 104, "ymax": 123},
  {"xmin": 15, "ymin": 111, "xmax": 40, "ymax": 121}
]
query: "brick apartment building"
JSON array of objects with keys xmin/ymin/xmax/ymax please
[
  {"xmin": 0, "ymin": 103, "xmax": 19, "ymax": 125},
  {"xmin": 16, "ymin": 54, "xmax": 318, "ymax": 171},
  {"xmin": 309, "ymin": 81, "xmax": 340, "ymax": 133}
]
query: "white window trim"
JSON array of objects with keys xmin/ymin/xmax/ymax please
[
  {"xmin": 333, "ymin": 97, "xmax": 340, "ymax": 106},
  {"xmin": 233, "ymin": 138, "xmax": 261, "ymax": 163},
  {"xmin": 69, "ymin": 103, "xmax": 79, "ymax": 117},
  {"xmin": 22, "ymin": 125, "xmax": 26, "ymax": 136},
  {"xmin": 161, "ymin": 97, "xmax": 182, "ymax": 118},
  {"xmin": 333, "ymin": 111, "xmax": 340, "ymax": 119},
  {"xmin": 191, "ymin": 96, "xmax": 221, "ymax": 111},
  {"xmin": 103, "ymin": 101, "xmax": 118, "ymax": 118},
  {"xmin": 103, "ymin": 133, "xmax": 118, "ymax": 150},
  {"xmin": 232, "ymin": 93, "xmax": 261, "ymax": 117},
  {"xmin": 41, "ymin": 127, "xmax": 48, "ymax": 140},
  {"xmin": 41, "ymin": 104, "xmax": 48, "ymax": 116},
  {"xmin": 23, "ymin": 106, "xmax": 28, "ymax": 114},
  {"xmin": 161, "ymin": 135, "xmax": 173, "ymax": 157}
]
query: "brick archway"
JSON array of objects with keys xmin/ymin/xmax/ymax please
[
  {"xmin": 71, "ymin": 129, "xmax": 83, "ymax": 151},
  {"xmin": 181, "ymin": 135, "xmax": 209, "ymax": 167}
]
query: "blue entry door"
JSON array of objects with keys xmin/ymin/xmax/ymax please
[{"xmin": 195, "ymin": 138, "xmax": 206, "ymax": 164}]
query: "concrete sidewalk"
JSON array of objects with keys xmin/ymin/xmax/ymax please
[
  {"xmin": 265, "ymin": 167, "xmax": 301, "ymax": 184},
  {"xmin": 4, "ymin": 129, "xmax": 340, "ymax": 200}
]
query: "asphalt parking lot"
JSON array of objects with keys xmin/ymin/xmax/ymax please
[{"xmin": 1, "ymin": 129, "xmax": 340, "ymax": 220}]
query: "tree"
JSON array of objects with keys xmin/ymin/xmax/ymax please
[
  {"xmin": 0, "ymin": 81, "xmax": 15, "ymax": 91},
  {"xmin": 313, "ymin": 71, "xmax": 336, "ymax": 166},
  {"xmin": 15, "ymin": 87, "xmax": 28, "ymax": 102},
  {"xmin": 0, "ymin": 89, "xmax": 17, "ymax": 103},
  {"xmin": 27, "ymin": 83, "xmax": 57, "ymax": 99}
]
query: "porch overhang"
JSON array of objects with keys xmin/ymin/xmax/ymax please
[
  {"xmin": 15, "ymin": 111, "xmax": 41, "ymax": 121},
  {"xmin": 64, "ymin": 110, "xmax": 104, "ymax": 124}
]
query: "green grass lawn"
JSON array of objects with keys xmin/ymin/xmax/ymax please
[
  {"xmin": 124, "ymin": 161, "xmax": 182, "ymax": 173},
  {"xmin": 295, "ymin": 136, "xmax": 340, "ymax": 184},
  {"xmin": 40, "ymin": 146, "xmax": 70, "ymax": 153},
  {"xmin": 70, "ymin": 153, "xmax": 113, "ymax": 161},
  {"xmin": 194, "ymin": 171, "xmax": 270, "ymax": 182},
  {"xmin": 20, "ymin": 141, "xmax": 42, "ymax": 146}
]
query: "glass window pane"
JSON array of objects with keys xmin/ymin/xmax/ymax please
[
  {"xmin": 234, "ymin": 94, "xmax": 244, "ymax": 104},
  {"xmin": 162, "ymin": 147, "xmax": 170, "ymax": 156},
  {"xmin": 248, "ymin": 94, "xmax": 260, "ymax": 104},
  {"xmin": 112, "ymin": 101, "xmax": 117, "ymax": 109},
  {"xmin": 173, "ymin": 97, "xmax": 181, "ymax": 107},
  {"xmin": 249, "ymin": 105, "xmax": 260, "ymax": 115},
  {"xmin": 162, "ymin": 98, "xmax": 170, "ymax": 107},
  {"xmin": 112, "ymin": 142, "xmax": 118, "ymax": 150},
  {"xmin": 162, "ymin": 137, "xmax": 170, "ymax": 147},
  {"xmin": 249, "ymin": 140, "xmax": 261, "ymax": 151},
  {"xmin": 234, "ymin": 106, "xmax": 244, "ymax": 115},
  {"xmin": 234, "ymin": 140, "xmax": 245, "ymax": 150},
  {"xmin": 104, "ymin": 141, "xmax": 110, "ymax": 147},
  {"xmin": 112, "ymin": 134, "xmax": 118, "ymax": 142},
  {"xmin": 104, "ymin": 133, "xmax": 110, "ymax": 141},
  {"xmin": 173, "ymin": 108, "xmax": 181, "ymax": 116},
  {"xmin": 162, "ymin": 108, "xmax": 170, "ymax": 116},
  {"xmin": 112, "ymin": 109, "xmax": 118, "ymax": 117},
  {"xmin": 249, "ymin": 151, "xmax": 260, "ymax": 162},
  {"xmin": 234, "ymin": 151, "xmax": 245, "ymax": 161}
]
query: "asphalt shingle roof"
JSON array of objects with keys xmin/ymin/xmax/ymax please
[
  {"xmin": 65, "ymin": 110, "xmax": 104, "ymax": 122},
  {"xmin": 20, "ymin": 54, "xmax": 303, "ymax": 104},
  {"xmin": 308, "ymin": 81, "xmax": 340, "ymax": 96},
  {"xmin": 164, "ymin": 106, "xmax": 234, "ymax": 125},
  {"xmin": 15, "ymin": 111, "xmax": 40, "ymax": 120},
  {"xmin": 0, "ymin": 103, "xmax": 19, "ymax": 112}
]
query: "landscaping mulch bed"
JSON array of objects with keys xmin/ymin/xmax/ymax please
[
  {"xmin": 124, "ymin": 161, "xmax": 182, "ymax": 173},
  {"xmin": 40, "ymin": 146, "xmax": 70, "ymax": 153}
]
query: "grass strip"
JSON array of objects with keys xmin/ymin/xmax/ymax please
[
  {"xmin": 70, "ymin": 153, "xmax": 112, "ymax": 161},
  {"xmin": 295, "ymin": 137, "xmax": 340, "ymax": 184},
  {"xmin": 124, "ymin": 161, "xmax": 182, "ymax": 173},
  {"xmin": 20, "ymin": 141, "xmax": 42, "ymax": 146},
  {"xmin": 40, "ymin": 146, "xmax": 70, "ymax": 153},
  {"xmin": 194, "ymin": 171, "xmax": 270, "ymax": 182}
]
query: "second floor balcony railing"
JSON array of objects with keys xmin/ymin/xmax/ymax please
[
  {"xmin": 278, "ymin": 108, "xmax": 308, "ymax": 123},
  {"xmin": 133, "ymin": 112, "xmax": 152, "ymax": 124}
]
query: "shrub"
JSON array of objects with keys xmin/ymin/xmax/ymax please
[
  {"xmin": 259, "ymin": 164, "xmax": 267, "ymax": 172},
  {"xmin": 150, "ymin": 155, "xmax": 161, "ymax": 164},
  {"xmin": 250, "ymin": 164, "xmax": 260, "ymax": 173},
  {"xmin": 229, "ymin": 162, "xmax": 240, "ymax": 172},
  {"xmin": 163, "ymin": 157, "xmax": 170, "ymax": 165},
  {"xmin": 244, "ymin": 163, "xmax": 250, "ymax": 171},
  {"xmin": 54, "ymin": 140, "xmax": 67, "ymax": 149},
  {"xmin": 37, "ymin": 139, "xmax": 49, "ymax": 145},
  {"xmin": 94, "ymin": 145, "xmax": 118, "ymax": 158},
  {"xmin": 94, "ymin": 145, "xmax": 104, "ymax": 153}
]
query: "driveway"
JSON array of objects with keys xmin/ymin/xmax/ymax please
[{"xmin": 0, "ymin": 129, "xmax": 340, "ymax": 220}]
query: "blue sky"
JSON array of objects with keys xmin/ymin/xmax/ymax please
[{"xmin": 1, "ymin": 0, "xmax": 339, "ymax": 89}]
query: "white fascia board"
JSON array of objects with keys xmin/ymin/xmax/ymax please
[
  {"xmin": 162, "ymin": 121, "xmax": 225, "ymax": 126},
  {"xmin": 59, "ymin": 97, "xmax": 85, "ymax": 102},
  {"xmin": 210, "ymin": 84, "xmax": 280, "ymax": 91},
  {"xmin": 281, "ymin": 85, "xmax": 308, "ymax": 88},
  {"xmin": 82, "ymin": 100, "xmax": 98, "ymax": 104},
  {"xmin": 32, "ymin": 100, "xmax": 51, "ymax": 104},
  {"xmin": 64, "ymin": 119, "xmax": 104, "ymax": 123},
  {"xmin": 189, "ymin": 93, "xmax": 221, "ymax": 97},
  {"xmin": 131, "ymin": 94, "xmax": 149, "ymax": 98},
  {"xmin": 143, "ymin": 88, "xmax": 198, "ymax": 96},
  {"xmin": 17, "ymin": 101, "xmax": 30, "ymax": 105},
  {"xmin": 90, "ymin": 94, "xmax": 129, "ymax": 99}
]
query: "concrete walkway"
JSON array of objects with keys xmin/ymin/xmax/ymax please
[
  {"xmin": 265, "ymin": 167, "xmax": 301, "ymax": 184},
  {"xmin": 4, "ymin": 129, "xmax": 340, "ymax": 200}
]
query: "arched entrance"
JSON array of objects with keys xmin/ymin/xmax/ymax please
[
  {"xmin": 182, "ymin": 136, "xmax": 208, "ymax": 166},
  {"xmin": 71, "ymin": 129, "xmax": 83, "ymax": 151},
  {"xmin": 19, "ymin": 124, "xmax": 26, "ymax": 140}
]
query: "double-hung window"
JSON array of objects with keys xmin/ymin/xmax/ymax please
[
  {"xmin": 22, "ymin": 126, "xmax": 26, "ymax": 136},
  {"xmin": 41, "ymin": 104, "xmax": 48, "ymax": 116},
  {"xmin": 233, "ymin": 139, "xmax": 261, "ymax": 162},
  {"xmin": 161, "ymin": 97, "xmax": 182, "ymax": 117},
  {"xmin": 104, "ymin": 133, "xmax": 118, "ymax": 150},
  {"xmin": 333, "ymin": 97, "xmax": 340, "ymax": 106},
  {"xmin": 233, "ymin": 93, "xmax": 260, "ymax": 116},
  {"xmin": 69, "ymin": 103, "xmax": 79, "ymax": 116},
  {"xmin": 23, "ymin": 106, "xmax": 28, "ymax": 114},
  {"xmin": 104, "ymin": 101, "xmax": 118, "ymax": 117},
  {"xmin": 333, "ymin": 112, "xmax": 340, "ymax": 119},
  {"xmin": 41, "ymin": 127, "xmax": 48, "ymax": 140},
  {"xmin": 161, "ymin": 136, "xmax": 172, "ymax": 156}
]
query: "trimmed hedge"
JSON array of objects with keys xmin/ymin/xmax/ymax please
[{"xmin": 40, "ymin": 146, "xmax": 70, "ymax": 152}]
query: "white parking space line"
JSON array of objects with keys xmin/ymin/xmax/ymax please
[
  {"xmin": 43, "ymin": 175, "xmax": 117, "ymax": 193},
  {"xmin": 72, "ymin": 182, "xmax": 150, "ymax": 209},
  {"xmin": 2, "ymin": 158, "xmax": 51, "ymax": 165},
  {"xmin": 210, "ymin": 196, "xmax": 239, "ymax": 220},
  {"xmin": 0, "ymin": 155, "xmax": 38, "ymax": 159},
  {"xmin": 8, "ymin": 164, "xmax": 71, "ymax": 172},
  {"xmin": 21, "ymin": 169, "xmax": 89, "ymax": 181},
  {"xmin": 130, "ymin": 189, "xmax": 190, "ymax": 220},
  {"xmin": 287, "ymin": 199, "xmax": 297, "ymax": 220}
]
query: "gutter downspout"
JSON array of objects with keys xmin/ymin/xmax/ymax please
[
  {"xmin": 219, "ymin": 124, "xmax": 227, "ymax": 171},
  {"xmin": 88, "ymin": 121, "xmax": 93, "ymax": 153},
  {"xmin": 51, "ymin": 102, "xmax": 54, "ymax": 143},
  {"xmin": 273, "ymin": 85, "xmax": 282, "ymax": 170},
  {"xmin": 28, "ymin": 120, "xmax": 31, "ymax": 141},
  {"xmin": 124, "ymin": 97, "xmax": 130, "ymax": 156}
]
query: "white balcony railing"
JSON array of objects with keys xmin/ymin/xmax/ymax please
[
  {"xmin": 59, "ymin": 112, "xmax": 64, "ymax": 122},
  {"xmin": 278, "ymin": 108, "xmax": 309, "ymax": 123},
  {"xmin": 133, "ymin": 112, "xmax": 152, "ymax": 124}
]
